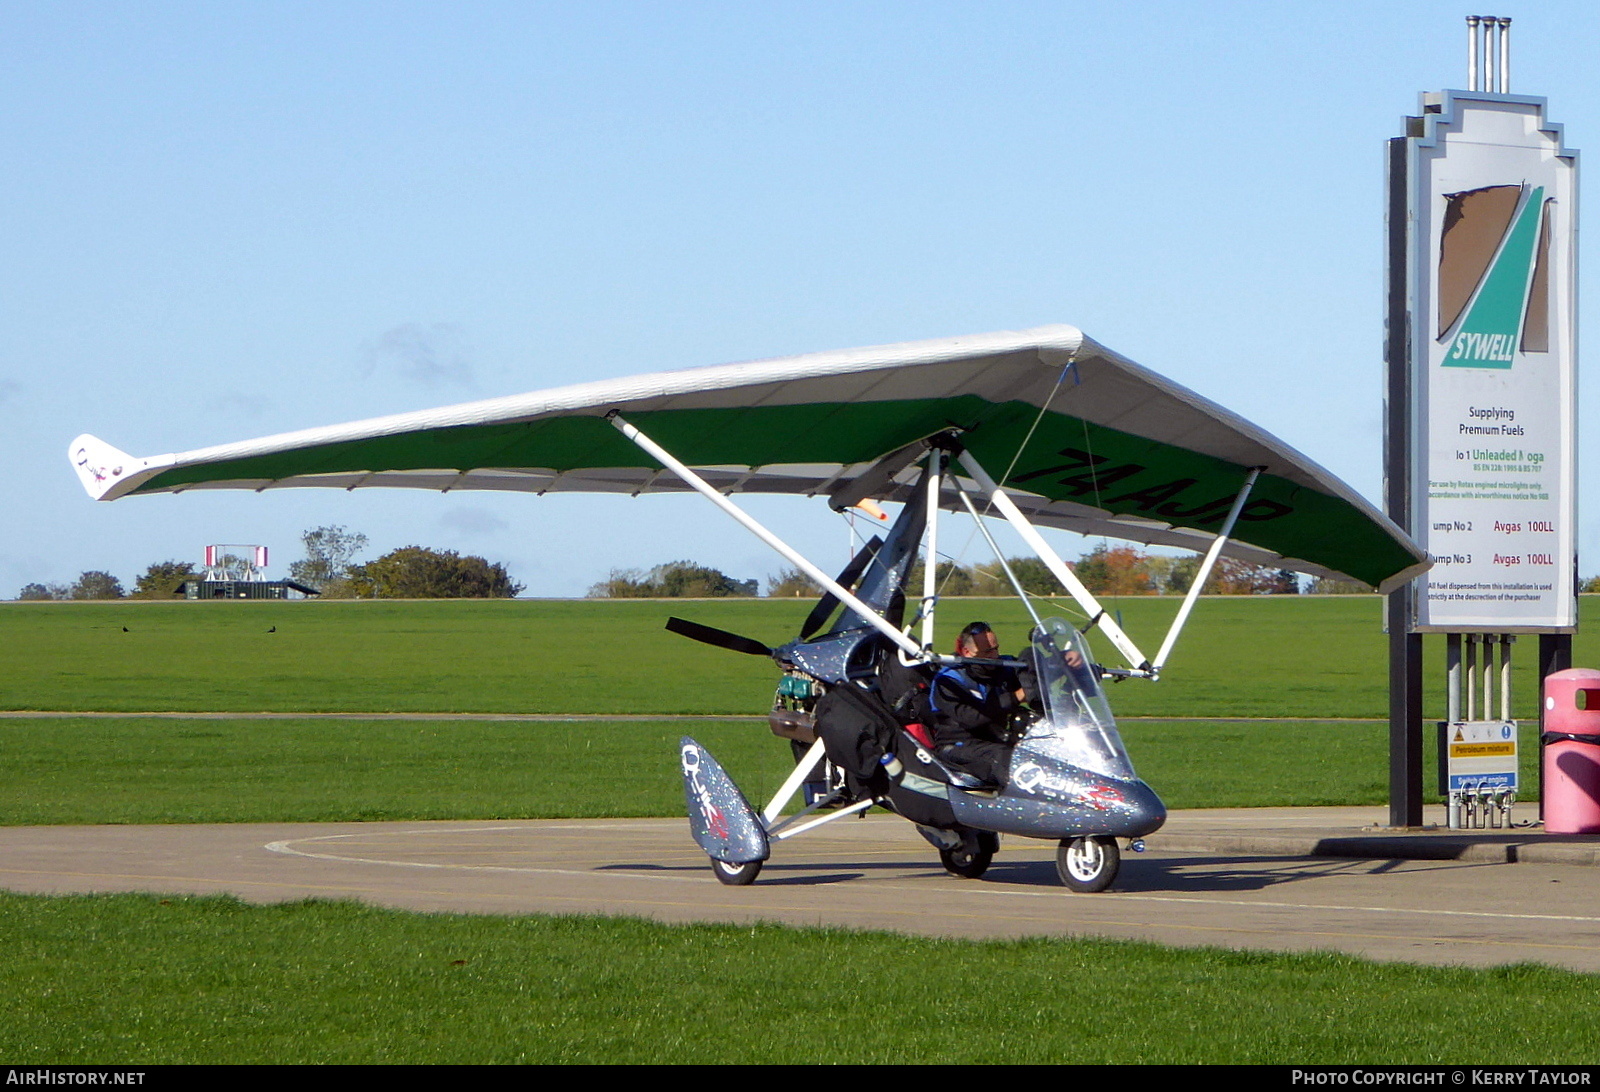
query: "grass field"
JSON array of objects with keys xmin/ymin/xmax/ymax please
[
  {"xmin": 0, "ymin": 716, "xmax": 788, "ymax": 824},
  {"xmin": 0, "ymin": 714, "xmax": 1541, "ymax": 824},
  {"xmin": 0, "ymin": 595, "xmax": 1581, "ymax": 1065},
  {"xmin": 2, "ymin": 595, "xmax": 1587, "ymax": 719},
  {"xmin": 5, "ymin": 893, "xmax": 1598, "ymax": 1065},
  {"xmin": 0, "ymin": 596, "xmax": 1561, "ymax": 823}
]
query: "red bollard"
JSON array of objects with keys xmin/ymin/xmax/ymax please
[{"xmin": 1543, "ymin": 669, "xmax": 1600, "ymax": 834}]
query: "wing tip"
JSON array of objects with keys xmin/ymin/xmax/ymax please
[{"xmin": 68, "ymin": 434, "xmax": 140, "ymax": 500}]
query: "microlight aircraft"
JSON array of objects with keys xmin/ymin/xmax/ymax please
[{"xmin": 71, "ymin": 326, "xmax": 1426, "ymax": 892}]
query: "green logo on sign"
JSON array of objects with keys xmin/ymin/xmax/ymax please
[{"xmin": 1438, "ymin": 184, "xmax": 1550, "ymax": 369}]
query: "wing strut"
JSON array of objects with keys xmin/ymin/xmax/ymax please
[
  {"xmin": 1148, "ymin": 467, "xmax": 1262, "ymax": 675},
  {"xmin": 954, "ymin": 449, "xmax": 1154, "ymax": 676},
  {"xmin": 762, "ymin": 737, "xmax": 826, "ymax": 824},
  {"xmin": 919, "ymin": 446, "xmax": 943, "ymax": 653},
  {"xmin": 608, "ymin": 412, "xmax": 926, "ymax": 660}
]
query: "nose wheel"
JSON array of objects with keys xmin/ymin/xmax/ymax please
[
  {"xmin": 1056, "ymin": 836, "xmax": 1120, "ymax": 893},
  {"xmin": 711, "ymin": 857, "xmax": 763, "ymax": 885}
]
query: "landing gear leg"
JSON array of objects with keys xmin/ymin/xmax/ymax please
[{"xmin": 939, "ymin": 830, "xmax": 998, "ymax": 879}]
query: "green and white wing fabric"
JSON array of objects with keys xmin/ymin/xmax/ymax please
[{"xmin": 69, "ymin": 324, "xmax": 1426, "ymax": 593}]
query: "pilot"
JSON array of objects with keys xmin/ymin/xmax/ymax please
[{"xmin": 927, "ymin": 622, "xmax": 1026, "ymax": 785}]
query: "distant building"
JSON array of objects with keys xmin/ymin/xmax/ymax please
[
  {"xmin": 176, "ymin": 579, "xmax": 318, "ymax": 600},
  {"xmin": 175, "ymin": 543, "xmax": 319, "ymax": 600}
]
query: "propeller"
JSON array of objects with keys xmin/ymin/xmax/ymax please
[
  {"xmin": 665, "ymin": 616, "xmax": 773, "ymax": 657},
  {"xmin": 798, "ymin": 534, "xmax": 883, "ymax": 640}
]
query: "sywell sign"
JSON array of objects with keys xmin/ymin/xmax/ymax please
[{"xmin": 1402, "ymin": 90, "xmax": 1577, "ymax": 632}]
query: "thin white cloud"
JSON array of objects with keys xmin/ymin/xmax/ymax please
[
  {"xmin": 362, "ymin": 324, "xmax": 475, "ymax": 388},
  {"xmin": 438, "ymin": 506, "xmax": 510, "ymax": 536}
]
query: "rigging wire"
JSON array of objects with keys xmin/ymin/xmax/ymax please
[
  {"xmin": 970, "ymin": 353, "xmax": 1096, "ymax": 628},
  {"xmin": 995, "ymin": 355, "xmax": 1080, "ymax": 491}
]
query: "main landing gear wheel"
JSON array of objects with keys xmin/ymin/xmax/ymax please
[
  {"xmin": 711, "ymin": 857, "xmax": 762, "ymax": 886},
  {"xmin": 939, "ymin": 830, "xmax": 999, "ymax": 879},
  {"xmin": 1055, "ymin": 836, "xmax": 1120, "ymax": 893}
]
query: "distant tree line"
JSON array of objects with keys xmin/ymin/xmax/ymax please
[
  {"xmin": 1068, "ymin": 546, "xmax": 1308, "ymax": 596},
  {"xmin": 908, "ymin": 547, "xmax": 1314, "ymax": 597},
  {"xmin": 587, "ymin": 547, "xmax": 1334, "ymax": 600},
  {"xmin": 346, "ymin": 546, "xmax": 522, "ymax": 599},
  {"xmin": 290, "ymin": 526, "xmax": 522, "ymax": 599},
  {"xmin": 14, "ymin": 525, "xmax": 524, "ymax": 601},
  {"xmin": 19, "ymin": 571, "xmax": 130, "ymax": 600},
  {"xmin": 589, "ymin": 561, "xmax": 759, "ymax": 599}
]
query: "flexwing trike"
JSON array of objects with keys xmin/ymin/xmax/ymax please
[
  {"xmin": 681, "ymin": 609, "xmax": 1165, "ymax": 893},
  {"xmin": 666, "ymin": 437, "xmax": 1176, "ymax": 892},
  {"xmin": 69, "ymin": 325, "xmax": 1427, "ymax": 892}
]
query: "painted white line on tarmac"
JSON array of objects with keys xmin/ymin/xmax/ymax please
[
  {"xmin": 266, "ymin": 827, "xmax": 715, "ymax": 885},
  {"xmin": 263, "ymin": 827, "xmax": 1600, "ymax": 926},
  {"xmin": 1098, "ymin": 892, "xmax": 1600, "ymax": 925}
]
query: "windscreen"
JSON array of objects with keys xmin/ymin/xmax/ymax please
[{"xmin": 1023, "ymin": 617, "xmax": 1138, "ymax": 781}]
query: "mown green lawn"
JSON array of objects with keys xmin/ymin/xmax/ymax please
[
  {"xmin": 0, "ymin": 595, "xmax": 1562, "ymax": 823},
  {"xmin": 0, "ymin": 716, "xmax": 790, "ymax": 824},
  {"xmin": 0, "ymin": 714, "xmax": 1540, "ymax": 825},
  {"xmin": 0, "ymin": 597, "xmax": 1583, "ymax": 1065},
  {"xmin": 2, "ymin": 595, "xmax": 1587, "ymax": 719},
  {"xmin": 0, "ymin": 598, "xmax": 807, "ymax": 714},
  {"xmin": 4, "ymin": 893, "xmax": 1596, "ymax": 1064}
]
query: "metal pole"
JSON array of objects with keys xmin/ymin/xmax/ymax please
[
  {"xmin": 1465, "ymin": 633, "xmax": 1478, "ymax": 721},
  {"xmin": 1499, "ymin": 17, "xmax": 1511, "ymax": 93},
  {"xmin": 1467, "ymin": 15, "xmax": 1481, "ymax": 91},
  {"xmin": 1447, "ymin": 633, "xmax": 1462, "ymax": 723},
  {"xmin": 609, "ymin": 412, "xmax": 925, "ymax": 660},
  {"xmin": 762, "ymin": 737, "xmax": 826, "ymax": 824},
  {"xmin": 1150, "ymin": 468, "xmax": 1261, "ymax": 674},
  {"xmin": 1386, "ymin": 130, "xmax": 1424, "ymax": 828},
  {"xmin": 1500, "ymin": 634, "xmax": 1514, "ymax": 722},
  {"xmin": 1478, "ymin": 15, "xmax": 1491, "ymax": 92},
  {"xmin": 953, "ymin": 449, "xmax": 1153, "ymax": 674},
  {"xmin": 1482, "ymin": 633, "xmax": 1495, "ymax": 720},
  {"xmin": 920, "ymin": 448, "xmax": 942, "ymax": 653},
  {"xmin": 1388, "ymin": 597, "xmax": 1425, "ymax": 828}
]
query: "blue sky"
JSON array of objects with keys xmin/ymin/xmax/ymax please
[{"xmin": 3, "ymin": 2, "xmax": 1595, "ymax": 596}]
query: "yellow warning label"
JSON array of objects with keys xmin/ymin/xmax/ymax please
[{"xmin": 1450, "ymin": 743, "xmax": 1517, "ymax": 757}]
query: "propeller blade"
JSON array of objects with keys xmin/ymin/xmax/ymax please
[
  {"xmin": 799, "ymin": 534, "xmax": 883, "ymax": 640},
  {"xmin": 665, "ymin": 616, "xmax": 773, "ymax": 657}
]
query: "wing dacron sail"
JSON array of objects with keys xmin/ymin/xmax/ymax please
[{"xmin": 69, "ymin": 325, "xmax": 1426, "ymax": 592}]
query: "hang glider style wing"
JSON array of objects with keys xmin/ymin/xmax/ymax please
[{"xmin": 69, "ymin": 325, "xmax": 1426, "ymax": 593}]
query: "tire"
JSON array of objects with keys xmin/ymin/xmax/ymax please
[
  {"xmin": 711, "ymin": 857, "xmax": 762, "ymax": 886},
  {"xmin": 1055, "ymin": 836, "xmax": 1120, "ymax": 893},
  {"xmin": 939, "ymin": 830, "xmax": 996, "ymax": 879}
]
